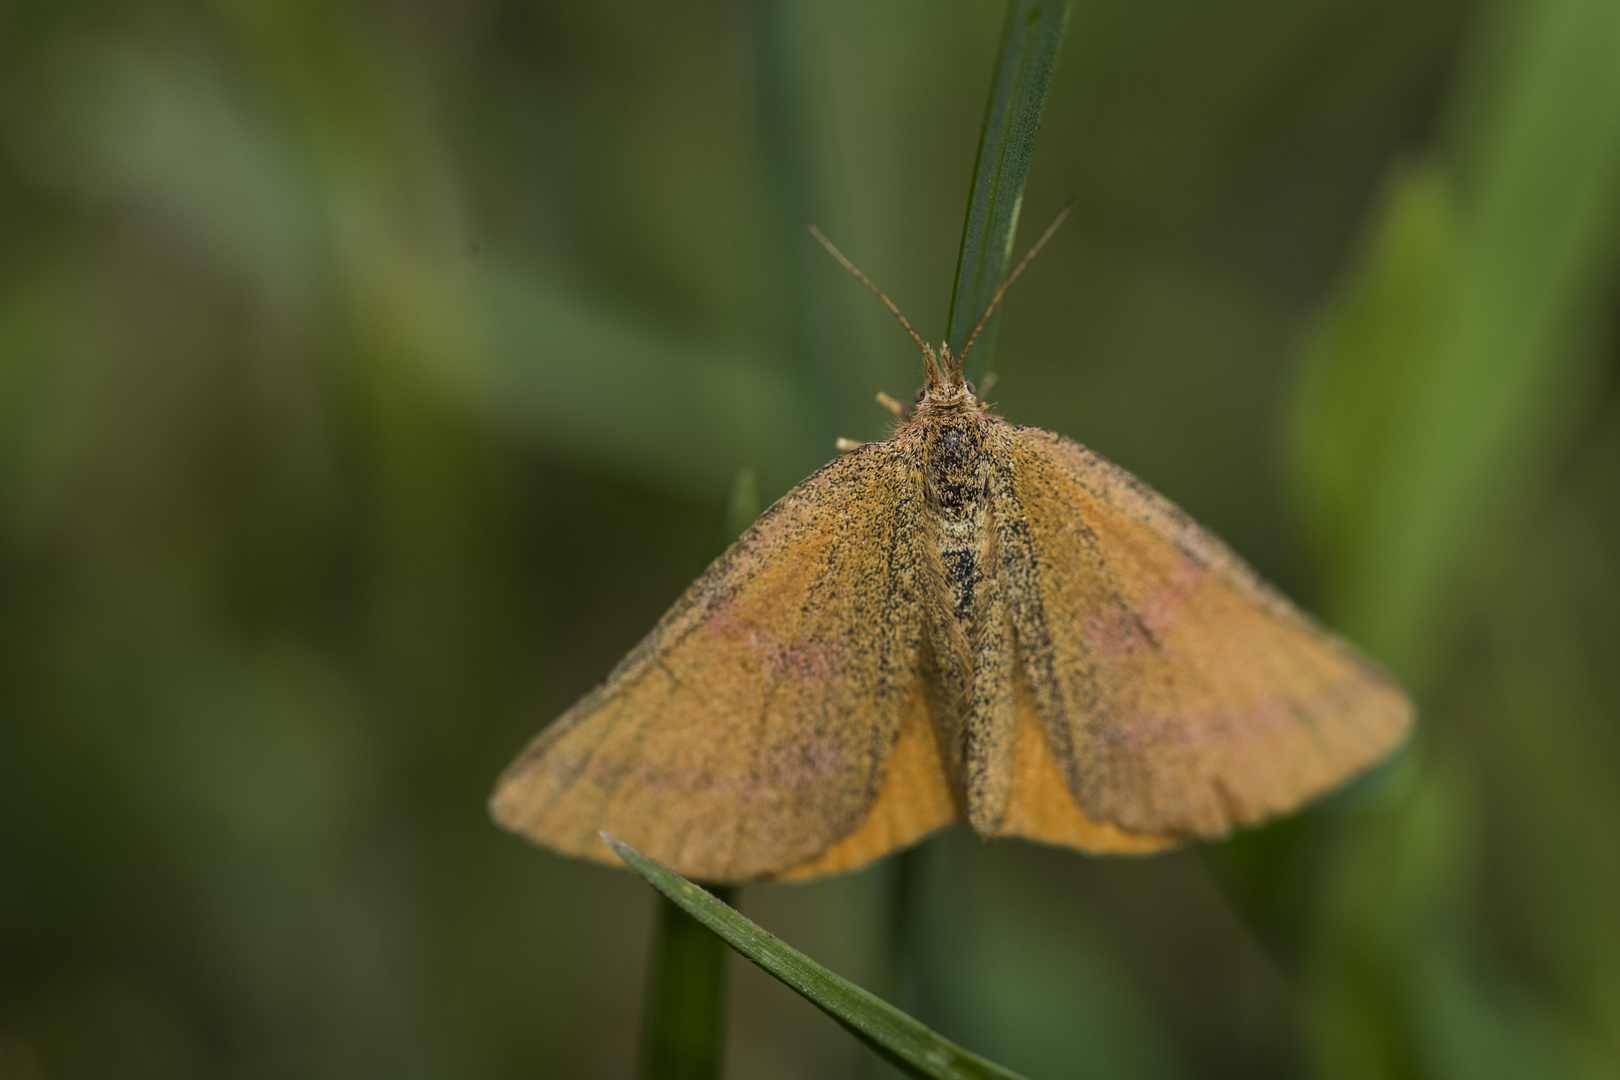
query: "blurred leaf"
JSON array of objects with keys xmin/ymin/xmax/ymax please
[
  {"xmin": 1306, "ymin": 757, "xmax": 1613, "ymax": 1080},
  {"xmin": 607, "ymin": 838, "xmax": 1030, "ymax": 1080},
  {"xmin": 748, "ymin": 0, "xmax": 869, "ymax": 436},
  {"xmin": 3, "ymin": 38, "xmax": 319, "ymax": 305},
  {"xmin": 473, "ymin": 265, "xmax": 815, "ymax": 498},
  {"xmin": 1287, "ymin": 164, "xmax": 1454, "ymax": 614},
  {"xmin": 915, "ymin": 835, "xmax": 1196, "ymax": 1080},
  {"xmin": 947, "ymin": 0, "xmax": 1074, "ymax": 383},
  {"xmin": 1290, "ymin": 0, "xmax": 1620, "ymax": 682},
  {"xmin": 1285, "ymin": 0, "xmax": 1620, "ymax": 1076}
]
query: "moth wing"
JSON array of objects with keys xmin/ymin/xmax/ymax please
[
  {"xmin": 994, "ymin": 426, "xmax": 1413, "ymax": 838},
  {"xmin": 993, "ymin": 664, "xmax": 1179, "ymax": 855},
  {"xmin": 491, "ymin": 437, "xmax": 946, "ymax": 883},
  {"xmin": 772, "ymin": 678, "xmax": 959, "ymax": 880}
]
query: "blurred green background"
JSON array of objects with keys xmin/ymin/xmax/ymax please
[{"xmin": 3, "ymin": 0, "xmax": 1619, "ymax": 1077}]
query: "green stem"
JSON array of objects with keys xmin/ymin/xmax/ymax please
[{"xmin": 640, "ymin": 888, "xmax": 737, "ymax": 1080}]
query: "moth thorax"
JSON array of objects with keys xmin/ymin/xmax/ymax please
[{"xmin": 925, "ymin": 419, "xmax": 987, "ymax": 511}]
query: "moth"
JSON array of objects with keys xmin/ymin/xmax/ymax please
[{"xmin": 491, "ymin": 210, "xmax": 1413, "ymax": 883}]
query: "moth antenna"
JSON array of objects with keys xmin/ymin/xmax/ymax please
[
  {"xmin": 957, "ymin": 199, "xmax": 1075, "ymax": 371},
  {"xmin": 805, "ymin": 221, "xmax": 941, "ymax": 383}
]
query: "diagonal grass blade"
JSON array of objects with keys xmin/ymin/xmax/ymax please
[{"xmin": 607, "ymin": 836, "xmax": 1031, "ymax": 1080}]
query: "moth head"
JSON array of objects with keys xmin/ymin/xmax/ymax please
[
  {"xmin": 804, "ymin": 201, "xmax": 1072, "ymax": 417},
  {"xmin": 915, "ymin": 342, "xmax": 976, "ymax": 413}
]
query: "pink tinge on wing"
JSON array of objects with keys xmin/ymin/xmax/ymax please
[
  {"xmin": 705, "ymin": 596, "xmax": 846, "ymax": 683},
  {"xmin": 1080, "ymin": 556, "xmax": 1205, "ymax": 657}
]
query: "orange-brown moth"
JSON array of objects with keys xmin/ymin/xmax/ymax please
[{"xmin": 490, "ymin": 209, "xmax": 1413, "ymax": 883}]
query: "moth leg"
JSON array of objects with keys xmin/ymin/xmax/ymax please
[
  {"xmin": 876, "ymin": 391, "xmax": 908, "ymax": 418},
  {"xmin": 835, "ymin": 437, "xmax": 866, "ymax": 453}
]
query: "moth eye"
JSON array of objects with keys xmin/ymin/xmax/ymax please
[
  {"xmin": 914, "ymin": 387, "xmax": 927, "ymax": 403},
  {"xmin": 965, "ymin": 381, "xmax": 977, "ymax": 395}
]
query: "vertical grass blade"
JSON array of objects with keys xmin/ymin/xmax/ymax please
[
  {"xmin": 640, "ymin": 887, "xmax": 737, "ymax": 1079},
  {"xmin": 609, "ymin": 837, "xmax": 1030, "ymax": 1080},
  {"xmin": 946, "ymin": 0, "xmax": 1075, "ymax": 383},
  {"xmin": 637, "ymin": 466, "xmax": 763, "ymax": 1078}
]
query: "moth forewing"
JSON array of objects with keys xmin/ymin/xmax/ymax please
[
  {"xmin": 489, "ymin": 439, "xmax": 933, "ymax": 882},
  {"xmin": 997, "ymin": 427, "xmax": 1413, "ymax": 839}
]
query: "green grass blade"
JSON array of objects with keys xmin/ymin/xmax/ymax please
[
  {"xmin": 606, "ymin": 837, "xmax": 1031, "ymax": 1080},
  {"xmin": 640, "ymin": 888, "xmax": 736, "ymax": 1080},
  {"xmin": 946, "ymin": 0, "xmax": 1074, "ymax": 384}
]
